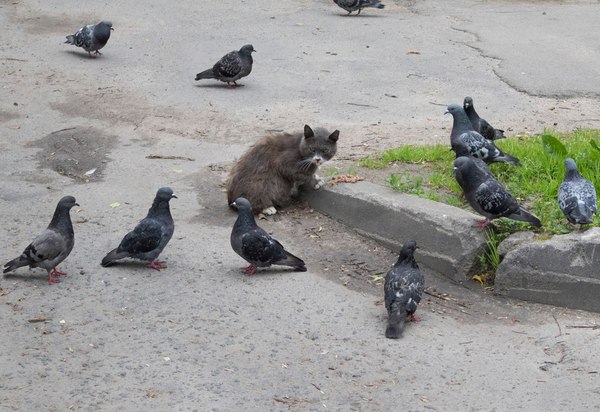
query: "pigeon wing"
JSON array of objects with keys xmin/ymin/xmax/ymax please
[
  {"xmin": 72, "ymin": 25, "xmax": 94, "ymax": 50},
  {"xmin": 23, "ymin": 229, "xmax": 67, "ymax": 265},
  {"xmin": 118, "ymin": 218, "xmax": 163, "ymax": 255},
  {"xmin": 474, "ymin": 180, "xmax": 519, "ymax": 217},
  {"xmin": 240, "ymin": 230, "xmax": 278, "ymax": 265},
  {"xmin": 213, "ymin": 51, "xmax": 243, "ymax": 78}
]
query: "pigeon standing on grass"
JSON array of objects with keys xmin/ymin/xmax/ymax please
[
  {"xmin": 230, "ymin": 197, "xmax": 306, "ymax": 275},
  {"xmin": 65, "ymin": 21, "xmax": 113, "ymax": 56},
  {"xmin": 333, "ymin": 0, "xmax": 385, "ymax": 15},
  {"xmin": 558, "ymin": 158, "xmax": 597, "ymax": 225},
  {"xmin": 195, "ymin": 45, "xmax": 255, "ymax": 88},
  {"xmin": 453, "ymin": 156, "xmax": 541, "ymax": 228},
  {"xmin": 3, "ymin": 196, "xmax": 79, "ymax": 284},
  {"xmin": 384, "ymin": 240, "xmax": 424, "ymax": 339},
  {"xmin": 101, "ymin": 187, "xmax": 176, "ymax": 270},
  {"xmin": 446, "ymin": 104, "xmax": 520, "ymax": 166},
  {"xmin": 463, "ymin": 97, "xmax": 506, "ymax": 140}
]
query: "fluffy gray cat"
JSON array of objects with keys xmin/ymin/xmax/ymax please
[{"xmin": 227, "ymin": 125, "xmax": 339, "ymax": 215}]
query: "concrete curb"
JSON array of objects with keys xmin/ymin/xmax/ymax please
[
  {"xmin": 495, "ymin": 228, "xmax": 600, "ymax": 313},
  {"xmin": 304, "ymin": 181, "xmax": 488, "ymax": 283}
]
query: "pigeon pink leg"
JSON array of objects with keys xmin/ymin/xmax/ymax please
[
  {"xmin": 148, "ymin": 260, "xmax": 167, "ymax": 271},
  {"xmin": 51, "ymin": 268, "xmax": 67, "ymax": 276},
  {"xmin": 47, "ymin": 272, "xmax": 61, "ymax": 284},
  {"xmin": 409, "ymin": 314, "xmax": 420, "ymax": 322},
  {"xmin": 243, "ymin": 265, "xmax": 257, "ymax": 276},
  {"xmin": 473, "ymin": 218, "xmax": 492, "ymax": 229}
]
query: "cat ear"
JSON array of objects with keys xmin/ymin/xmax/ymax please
[
  {"xmin": 304, "ymin": 125, "xmax": 315, "ymax": 139},
  {"xmin": 328, "ymin": 130, "xmax": 340, "ymax": 142}
]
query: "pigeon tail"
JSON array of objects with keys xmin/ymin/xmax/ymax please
[
  {"xmin": 507, "ymin": 207, "xmax": 542, "ymax": 228},
  {"xmin": 101, "ymin": 248, "xmax": 131, "ymax": 267},
  {"xmin": 195, "ymin": 68, "xmax": 215, "ymax": 81},
  {"xmin": 568, "ymin": 202, "xmax": 594, "ymax": 225},
  {"xmin": 3, "ymin": 257, "xmax": 28, "ymax": 274},
  {"xmin": 64, "ymin": 35, "xmax": 76, "ymax": 45},
  {"xmin": 494, "ymin": 153, "xmax": 521, "ymax": 166},
  {"xmin": 279, "ymin": 250, "xmax": 307, "ymax": 272},
  {"xmin": 385, "ymin": 308, "xmax": 406, "ymax": 339}
]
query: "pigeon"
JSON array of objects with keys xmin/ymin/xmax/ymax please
[
  {"xmin": 463, "ymin": 97, "xmax": 506, "ymax": 140},
  {"xmin": 65, "ymin": 21, "xmax": 113, "ymax": 56},
  {"xmin": 101, "ymin": 187, "xmax": 176, "ymax": 270},
  {"xmin": 195, "ymin": 44, "xmax": 255, "ymax": 88},
  {"xmin": 333, "ymin": 0, "xmax": 385, "ymax": 15},
  {"xmin": 558, "ymin": 158, "xmax": 597, "ymax": 225},
  {"xmin": 384, "ymin": 240, "xmax": 424, "ymax": 339},
  {"xmin": 446, "ymin": 104, "xmax": 520, "ymax": 166},
  {"xmin": 453, "ymin": 156, "xmax": 541, "ymax": 228},
  {"xmin": 230, "ymin": 197, "xmax": 306, "ymax": 275},
  {"xmin": 3, "ymin": 196, "xmax": 79, "ymax": 284}
]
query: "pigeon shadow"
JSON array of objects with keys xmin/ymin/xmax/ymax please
[
  {"xmin": 193, "ymin": 83, "xmax": 248, "ymax": 90},
  {"xmin": 63, "ymin": 50, "xmax": 110, "ymax": 60},
  {"xmin": 100, "ymin": 260, "xmax": 165, "ymax": 271},
  {"xmin": 4, "ymin": 272, "xmax": 56, "ymax": 284},
  {"xmin": 335, "ymin": 13, "xmax": 386, "ymax": 18}
]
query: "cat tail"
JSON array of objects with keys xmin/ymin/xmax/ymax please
[
  {"xmin": 195, "ymin": 68, "xmax": 215, "ymax": 81},
  {"xmin": 278, "ymin": 251, "xmax": 306, "ymax": 272}
]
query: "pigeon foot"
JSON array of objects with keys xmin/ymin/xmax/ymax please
[
  {"xmin": 243, "ymin": 265, "xmax": 257, "ymax": 276},
  {"xmin": 473, "ymin": 218, "xmax": 492, "ymax": 229},
  {"xmin": 50, "ymin": 268, "xmax": 67, "ymax": 276},
  {"xmin": 409, "ymin": 314, "xmax": 420, "ymax": 322},
  {"xmin": 148, "ymin": 260, "xmax": 167, "ymax": 271},
  {"xmin": 47, "ymin": 273, "xmax": 61, "ymax": 284}
]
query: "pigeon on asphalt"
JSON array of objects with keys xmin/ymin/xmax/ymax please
[
  {"xmin": 195, "ymin": 44, "xmax": 256, "ymax": 88},
  {"xmin": 463, "ymin": 97, "xmax": 506, "ymax": 140},
  {"xmin": 333, "ymin": 0, "xmax": 385, "ymax": 15},
  {"xmin": 101, "ymin": 187, "xmax": 177, "ymax": 270},
  {"xmin": 230, "ymin": 197, "xmax": 306, "ymax": 275},
  {"xmin": 65, "ymin": 21, "xmax": 113, "ymax": 56},
  {"xmin": 384, "ymin": 240, "xmax": 424, "ymax": 339},
  {"xmin": 3, "ymin": 196, "xmax": 79, "ymax": 284},
  {"xmin": 453, "ymin": 156, "xmax": 541, "ymax": 228},
  {"xmin": 446, "ymin": 104, "xmax": 520, "ymax": 166},
  {"xmin": 558, "ymin": 158, "xmax": 597, "ymax": 225}
]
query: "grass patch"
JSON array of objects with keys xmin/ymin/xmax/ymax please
[{"xmin": 361, "ymin": 129, "xmax": 600, "ymax": 234}]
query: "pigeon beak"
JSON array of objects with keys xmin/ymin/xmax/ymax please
[
  {"xmin": 75, "ymin": 203, "xmax": 80, "ymax": 207},
  {"xmin": 111, "ymin": 27, "xmax": 115, "ymax": 31},
  {"xmin": 230, "ymin": 202, "xmax": 238, "ymax": 208},
  {"xmin": 171, "ymin": 195, "xmax": 178, "ymax": 199},
  {"xmin": 444, "ymin": 111, "xmax": 449, "ymax": 115}
]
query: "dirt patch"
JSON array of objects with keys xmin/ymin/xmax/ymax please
[{"xmin": 28, "ymin": 126, "xmax": 117, "ymax": 182}]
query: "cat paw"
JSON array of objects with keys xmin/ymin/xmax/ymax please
[
  {"xmin": 262, "ymin": 206, "xmax": 277, "ymax": 216},
  {"xmin": 313, "ymin": 175, "xmax": 326, "ymax": 190}
]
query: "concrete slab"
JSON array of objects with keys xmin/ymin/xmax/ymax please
[
  {"xmin": 305, "ymin": 181, "xmax": 488, "ymax": 282},
  {"xmin": 495, "ymin": 227, "xmax": 600, "ymax": 313}
]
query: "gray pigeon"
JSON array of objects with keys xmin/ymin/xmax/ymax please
[
  {"xmin": 384, "ymin": 240, "xmax": 424, "ymax": 339},
  {"xmin": 453, "ymin": 156, "xmax": 541, "ymax": 228},
  {"xmin": 463, "ymin": 97, "xmax": 506, "ymax": 140},
  {"xmin": 558, "ymin": 158, "xmax": 597, "ymax": 225},
  {"xmin": 101, "ymin": 187, "xmax": 176, "ymax": 270},
  {"xmin": 333, "ymin": 0, "xmax": 385, "ymax": 15},
  {"xmin": 3, "ymin": 196, "xmax": 79, "ymax": 284},
  {"xmin": 195, "ymin": 45, "xmax": 255, "ymax": 88},
  {"xmin": 65, "ymin": 21, "xmax": 113, "ymax": 56},
  {"xmin": 446, "ymin": 104, "xmax": 520, "ymax": 166},
  {"xmin": 230, "ymin": 197, "xmax": 306, "ymax": 275}
]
